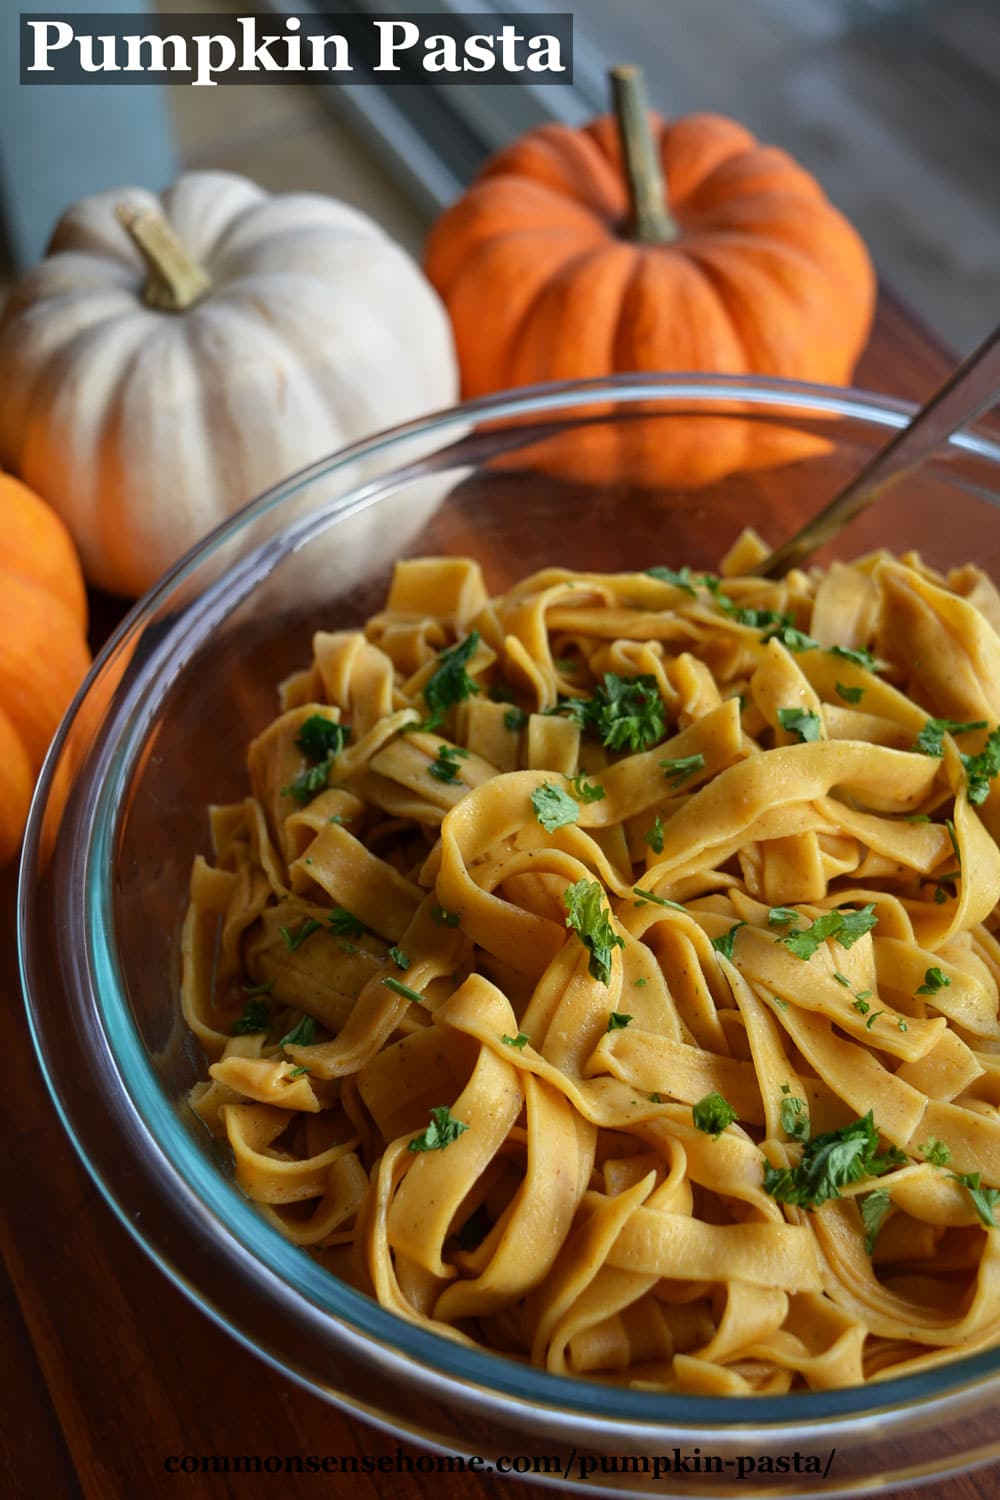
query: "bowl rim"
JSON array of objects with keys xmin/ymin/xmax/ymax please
[{"xmin": 18, "ymin": 372, "xmax": 1000, "ymax": 1462}]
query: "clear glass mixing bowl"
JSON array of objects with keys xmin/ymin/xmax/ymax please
[{"xmin": 18, "ymin": 376, "xmax": 1000, "ymax": 1498}]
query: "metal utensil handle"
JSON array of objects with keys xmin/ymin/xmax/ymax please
[{"xmin": 759, "ymin": 320, "xmax": 1000, "ymax": 579}]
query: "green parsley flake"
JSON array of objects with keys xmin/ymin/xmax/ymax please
[
  {"xmin": 776, "ymin": 905, "xmax": 878, "ymax": 960},
  {"xmin": 280, "ymin": 1015, "xmax": 317, "ymax": 1049},
  {"xmin": 432, "ymin": 904, "xmax": 460, "ymax": 928},
  {"xmin": 762, "ymin": 1111, "xmax": 905, "ymax": 1210},
  {"xmin": 502, "ymin": 1032, "xmax": 530, "ymax": 1049},
  {"xmin": 428, "ymin": 743, "xmax": 469, "ymax": 784},
  {"xmin": 913, "ymin": 717, "xmax": 989, "ymax": 758},
  {"xmin": 634, "ymin": 977, "xmax": 648, "ymax": 987},
  {"xmin": 422, "ymin": 633, "xmax": 481, "ymax": 729},
  {"xmin": 644, "ymin": 814, "xmax": 665, "ymax": 854},
  {"xmin": 280, "ymin": 918, "xmax": 322, "ymax": 953},
  {"xmin": 633, "ymin": 887, "xmax": 686, "ymax": 912},
  {"xmin": 607, "ymin": 1012, "xmax": 632, "ymax": 1032},
  {"xmin": 646, "ymin": 565, "xmax": 697, "ymax": 596},
  {"xmin": 570, "ymin": 773, "xmax": 606, "ymax": 804},
  {"xmin": 777, "ymin": 707, "xmax": 822, "ymax": 743},
  {"xmin": 232, "ymin": 998, "xmax": 270, "ymax": 1035},
  {"xmin": 531, "ymin": 781, "xmax": 580, "ymax": 832},
  {"xmin": 295, "ymin": 715, "xmax": 350, "ymax": 761},
  {"xmin": 281, "ymin": 760, "xmax": 333, "ymax": 806},
  {"xmin": 711, "ymin": 922, "xmax": 746, "ymax": 961},
  {"xmin": 916, "ymin": 966, "xmax": 951, "ymax": 996},
  {"xmin": 865, "ymin": 1010, "xmax": 885, "ymax": 1030},
  {"xmin": 408, "ymin": 1105, "xmax": 469, "ymax": 1153},
  {"xmin": 504, "ymin": 706, "xmax": 528, "ymax": 733},
  {"xmin": 659, "ymin": 752, "xmax": 706, "ymax": 787},
  {"xmin": 780, "ymin": 1095, "xmax": 809, "ymax": 1142},
  {"xmin": 833, "ymin": 972, "xmax": 852, "ymax": 988},
  {"xmin": 763, "ymin": 623, "xmax": 820, "ymax": 652},
  {"xmin": 767, "ymin": 907, "xmax": 799, "ymax": 928},
  {"xmin": 285, "ymin": 1065, "xmax": 310, "ymax": 1081},
  {"xmin": 578, "ymin": 673, "xmax": 667, "ymax": 753},
  {"xmin": 381, "ymin": 977, "xmax": 426, "ymax": 1005},
  {"xmin": 922, "ymin": 1138, "xmax": 951, "ymax": 1167},
  {"xmin": 692, "ymin": 1091, "xmax": 738, "ymax": 1138},
  {"xmin": 951, "ymin": 1171, "xmax": 1000, "ymax": 1228},
  {"xmin": 830, "ymin": 645, "xmax": 877, "ymax": 671},
  {"xmin": 835, "ymin": 681, "xmax": 865, "ymax": 705},
  {"xmin": 388, "ymin": 946, "xmax": 411, "ymax": 971},
  {"xmin": 563, "ymin": 878, "xmax": 624, "ymax": 986},
  {"xmin": 328, "ymin": 906, "xmax": 365, "ymax": 938},
  {"xmin": 961, "ymin": 727, "xmax": 1000, "ymax": 806},
  {"xmin": 861, "ymin": 1188, "xmax": 893, "ymax": 1254},
  {"xmin": 649, "ymin": 1091, "xmax": 664, "ymax": 1103},
  {"xmin": 852, "ymin": 996, "xmax": 871, "ymax": 1016},
  {"xmin": 946, "ymin": 818, "xmax": 962, "ymax": 866}
]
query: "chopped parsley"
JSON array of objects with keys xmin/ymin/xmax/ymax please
[
  {"xmin": 232, "ymin": 998, "xmax": 271, "ymax": 1035},
  {"xmin": 951, "ymin": 1171, "xmax": 1000, "ymax": 1228},
  {"xmin": 328, "ymin": 813, "xmax": 352, "ymax": 825},
  {"xmin": 946, "ymin": 818, "xmax": 962, "ymax": 865},
  {"xmin": 762, "ymin": 1111, "xmax": 905, "ymax": 1210},
  {"xmin": 644, "ymin": 814, "xmax": 665, "ymax": 854},
  {"xmin": 780, "ymin": 1095, "xmax": 809, "ymax": 1142},
  {"xmin": 916, "ymin": 966, "xmax": 951, "ymax": 996},
  {"xmin": 913, "ymin": 717, "xmax": 989, "ymax": 758},
  {"xmin": 833, "ymin": 972, "xmax": 852, "ymax": 988},
  {"xmin": 607, "ymin": 1011, "xmax": 632, "ymax": 1032},
  {"xmin": 432, "ymin": 904, "xmax": 460, "ymax": 928},
  {"xmin": 502, "ymin": 1032, "xmax": 530, "ymax": 1049},
  {"xmin": 711, "ymin": 922, "xmax": 746, "ymax": 961},
  {"xmin": 646, "ymin": 565, "xmax": 697, "ymax": 595},
  {"xmin": 633, "ymin": 887, "xmax": 686, "ymax": 912},
  {"xmin": 280, "ymin": 1015, "xmax": 316, "ymax": 1049},
  {"xmin": 504, "ymin": 706, "xmax": 528, "ymax": 733},
  {"xmin": 281, "ymin": 761, "xmax": 333, "ymax": 806},
  {"xmin": 531, "ymin": 781, "xmax": 580, "ymax": 832},
  {"xmin": 408, "ymin": 1105, "xmax": 469, "ymax": 1153},
  {"xmin": 768, "ymin": 906, "xmax": 799, "ymax": 928},
  {"xmin": 777, "ymin": 707, "xmax": 822, "ymax": 743},
  {"xmin": 563, "ymin": 878, "xmax": 624, "ymax": 986},
  {"xmin": 922, "ymin": 1138, "xmax": 951, "ymax": 1167},
  {"xmin": 865, "ymin": 1010, "xmax": 885, "ymax": 1030},
  {"xmin": 285, "ymin": 1065, "xmax": 310, "ymax": 1081},
  {"xmin": 428, "ymin": 743, "xmax": 469, "ymax": 784},
  {"xmin": 660, "ymin": 752, "xmax": 705, "ymax": 786},
  {"xmin": 328, "ymin": 906, "xmax": 365, "ymax": 938},
  {"xmin": 569, "ymin": 773, "xmax": 606, "ymax": 803},
  {"xmin": 861, "ymin": 1188, "xmax": 893, "ymax": 1254},
  {"xmin": 422, "ymin": 633, "xmax": 481, "ymax": 728},
  {"xmin": 634, "ymin": 977, "xmax": 648, "ymax": 987},
  {"xmin": 692, "ymin": 1091, "xmax": 738, "ymax": 1138},
  {"xmin": 835, "ymin": 682, "xmax": 865, "ymax": 705},
  {"xmin": 381, "ymin": 977, "xmax": 426, "ymax": 1005},
  {"xmin": 388, "ymin": 946, "xmax": 410, "ymax": 970},
  {"xmin": 852, "ymin": 996, "xmax": 871, "ymax": 1016},
  {"xmin": 830, "ymin": 645, "xmax": 877, "ymax": 671},
  {"xmin": 576, "ymin": 673, "xmax": 667, "ymax": 753},
  {"xmin": 962, "ymin": 727, "xmax": 1000, "ymax": 806},
  {"xmin": 649, "ymin": 1091, "xmax": 664, "ymax": 1103},
  {"xmin": 776, "ymin": 904, "xmax": 878, "ymax": 960},
  {"xmin": 280, "ymin": 918, "xmax": 322, "ymax": 952},
  {"xmin": 763, "ymin": 623, "xmax": 820, "ymax": 652},
  {"xmin": 295, "ymin": 715, "xmax": 350, "ymax": 761}
]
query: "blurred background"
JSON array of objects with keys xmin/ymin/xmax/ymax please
[{"xmin": 1, "ymin": 0, "xmax": 998, "ymax": 351}]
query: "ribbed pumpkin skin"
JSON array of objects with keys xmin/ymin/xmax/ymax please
[
  {"xmin": 0, "ymin": 474, "xmax": 90, "ymax": 864},
  {"xmin": 425, "ymin": 113, "xmax": 876, "ymax": 486}
]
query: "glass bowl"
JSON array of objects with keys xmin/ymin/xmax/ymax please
[{"xmin": 18, "ymin": 376, "xmax": 1000, "ymax": 1498}]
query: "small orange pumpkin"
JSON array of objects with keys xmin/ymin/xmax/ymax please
[
  {"xmin": 425, "ymin": 67, "xmax": 876, "ymax": 487},
  {"xmin": 0, "ymin": 472, "xmax": 91, "ymax": 863}
]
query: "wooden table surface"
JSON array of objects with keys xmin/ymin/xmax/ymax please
[{"xmin": 4, "ymin": 292, "xmax": 999, "ymax": 1500}]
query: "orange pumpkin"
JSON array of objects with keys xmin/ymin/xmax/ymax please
[
  {"xmin": 425, "ymin": 68, "xmax": 876, "ymax": 487},
  {"xmin": 0, "ymin": 472, "xmax": 91, "ymax": 863}
]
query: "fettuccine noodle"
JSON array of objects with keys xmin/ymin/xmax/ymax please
[{"xmin": 183, "ymin": 534, "xmax": 1000, "ymax": 1394}]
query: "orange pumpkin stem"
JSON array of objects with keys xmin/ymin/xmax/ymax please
[
  {"xmin": 115, "ymin": 203, "xmax": 211, "ymax": 312},
  {"xmin": 610, "ymin": 65, "xmax": 678, "ymax": 245}
]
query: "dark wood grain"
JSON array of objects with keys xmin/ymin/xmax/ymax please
[{"xmin": 5, "ymin": 291, "xmax": 1000, "ymax": 1500}]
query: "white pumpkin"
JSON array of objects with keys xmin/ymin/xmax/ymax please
[{"xmin": 0, "ymin": 171, "xmax": 459, "ymax": 597}]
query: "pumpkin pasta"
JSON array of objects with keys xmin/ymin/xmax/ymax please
[{"xmin": 182, "ymin": 534, "xmax": 1000, "ymax": 1394}]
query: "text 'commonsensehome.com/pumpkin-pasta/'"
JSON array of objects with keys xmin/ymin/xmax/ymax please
[{"xmin": 162, "ymin": 1447, "xmax": 838, "ymax": 1482}]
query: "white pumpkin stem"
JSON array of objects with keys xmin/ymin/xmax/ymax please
[
  {"xmin": 115, "ymin": 203, "xmax": 212, "ymax": 312},
  {"xmin": 610, "ymin": 65, "xmax": 679, "ymax": 245}
]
